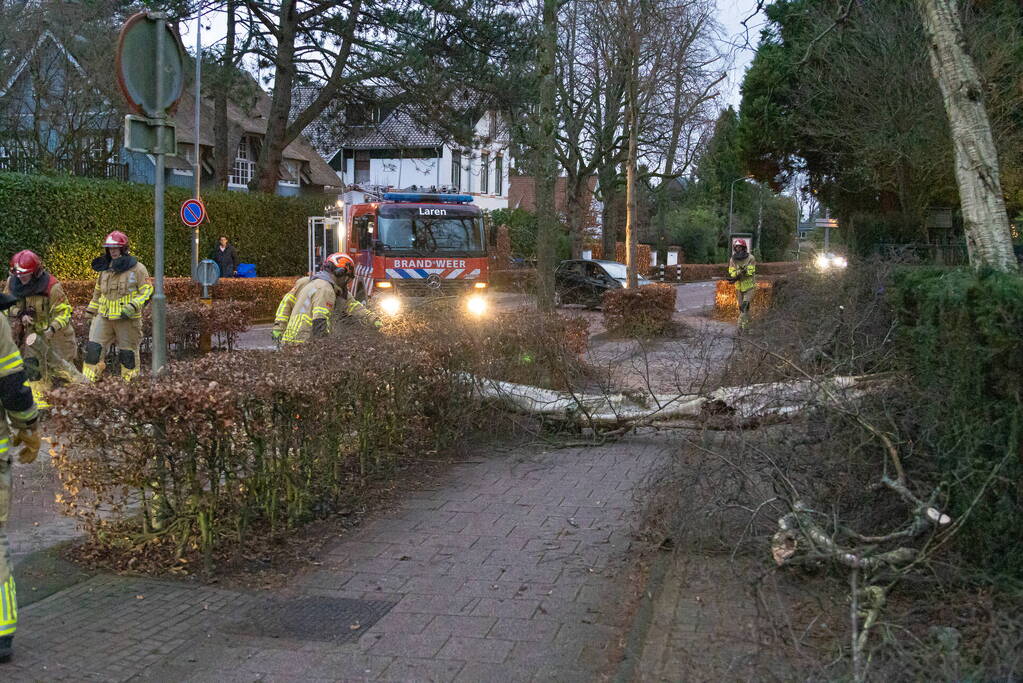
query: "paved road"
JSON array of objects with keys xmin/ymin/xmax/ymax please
[{"xmin": 6, "ymin": 436, "xmax": 676, "ymax": 682}]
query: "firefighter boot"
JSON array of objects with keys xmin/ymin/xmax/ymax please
[
  {"xmin": 0, "ymin": 635, "xmax": 11, "ymax": 663},
  {"xmin": 28, "ymin": 380, "xmax": 51, "ymax": 410},
  {"xmin": 119, "ymin": 349, "xmax": 139, "ymax": 382},
  {"xmin": 82, "ymin": 341, "xmax": 105, "ymax": 382}
]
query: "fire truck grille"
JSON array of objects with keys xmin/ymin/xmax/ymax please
[{"xmin": 390, "ymin": 280, "xmax": 477, "ymax": 297}]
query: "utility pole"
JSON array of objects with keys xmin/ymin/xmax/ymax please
[
  {"xmin": 152, "ymin": 12, "xmax": 168, "ymax": 375},
  {"xmin": 192, "ymin": 6, "xmax": 202, "ymax": 276}
]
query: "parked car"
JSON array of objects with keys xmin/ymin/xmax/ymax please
[{"xmin": 554, "ymin": 259, "xmax": 654, "ymax": 308}]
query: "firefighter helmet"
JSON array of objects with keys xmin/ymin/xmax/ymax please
[
  {"xmin": 324, "ymin": 252, "xmax": 355, "ymax": 278},
  {"xmin": 103, "ymin": 231, "xmax": 129, "ymax": 249},
  {"xmin": 10, "ymin": 250, "xmax": 42, "ymax": 276}
]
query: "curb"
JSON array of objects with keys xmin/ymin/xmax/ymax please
[{"xmin": 613, "ymin": 545, "xmax": 675, "ymax": 683}]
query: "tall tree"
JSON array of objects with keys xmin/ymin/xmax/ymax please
[
  {"xmin": 533, "ymin": 0, "xmax": 561, "ymax": 309},
  {"xmin": 916, "ymin": 0, "xmax": 1017, "ymax": 271}
]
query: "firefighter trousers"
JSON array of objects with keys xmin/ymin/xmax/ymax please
[
  {"xmin": 84, "ymin": 316, "xmax": 143, "ymax": 382},
  {"xmin": 736, "ymin": 286, "xmax": 755, "ymax": 330},
  {"xmin": 0, "ymin": 425, "xmax": 16, "ymax": 640},
  {"xmin": 22, "ymin": 329, "xmax": 79, "ymax": 407}
]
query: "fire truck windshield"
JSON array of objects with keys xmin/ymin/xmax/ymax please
[{"xmin": 377, "ymin": 207, "xmax": 484, "ymax": 255}]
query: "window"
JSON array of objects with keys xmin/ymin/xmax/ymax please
[
  {"xmin": 480, "ymin": 153, "xmax": 489, "ymax": 194},
  {"xmin": 172, "ymin": 143, "xmax": 196, "ymax": 176},
  {"xmin": 494, "ymin": 155, "xmax": 503, "ymax": 195},
  {"xmin": 229, "ymin": 136, "xmax": 255, "ymax": 187},
  {"xmin": 279, "ymin": 160, "xmax": 300, "ymax": 186},
  {"xmin": 451, "ymin": 150, "xmax": 461, "ymax": 191}
]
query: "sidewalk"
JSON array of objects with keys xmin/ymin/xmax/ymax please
[{"xmin": 5, "ymin": 435, "xmax": 675, "ymax": 682}]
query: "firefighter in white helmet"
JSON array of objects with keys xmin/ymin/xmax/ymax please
[
  {"xmin": 83, "ymin": 231, "xmax": 153, "ymax": 381},
  {"xmin": 280, "ymin": 253, "xmax": 380, "ymax": 344}
]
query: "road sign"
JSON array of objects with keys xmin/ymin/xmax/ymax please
[
  {"xmin": 124, "ymin": 114, "xmax": 177, "ymax": 154},
  {"xmin": 180, "ymin": 198, "xmax": 206, "ymax": 227},
  {"xmin": 116, "ymin": 12, "xmax": 186, "ymax": 118}
]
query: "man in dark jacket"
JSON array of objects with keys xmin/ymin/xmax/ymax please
[{"xmin": 210, "ymin": 236, "xmax": 238, "ymax": 278}]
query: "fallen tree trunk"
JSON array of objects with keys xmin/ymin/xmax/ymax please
[{"xmin": 465, "ymin": 373, "xmax": 889, "ymax": 428}]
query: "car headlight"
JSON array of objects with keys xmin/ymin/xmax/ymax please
[
  {"xmin": 466, "ymin": 294, "xmax": 487, "ymax": 317},
  {"xmin": 379, "ymin": 295, "xmax": 401, "ymax": 316},
  {"xmin": 832, "ymin": 256, "xmax": 848, "ymax": 268},
  {"xmin": 815, "ymin": 254, "xmax": 831, "ymax": 270}
]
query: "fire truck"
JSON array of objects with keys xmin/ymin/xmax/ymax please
[{"xmin": 309, "ymin": 192, "xmax": 490, "ymax": 317}]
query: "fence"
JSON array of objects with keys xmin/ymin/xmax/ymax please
[{"xmin": 0, "ymin": 155, "xmax": 129, "ymax": 182}]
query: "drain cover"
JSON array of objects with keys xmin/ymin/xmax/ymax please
[{"xmin": 229, "ymin": 596, "xmax": 395, "ymax": 643}]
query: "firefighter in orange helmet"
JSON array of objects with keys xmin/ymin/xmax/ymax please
[
  {"xmin": 83, "ymin": 231, "xmax": 153, "ymax": 381},
  {"xmin": 2, "ymin": 251, "xmax": 79, "ymax": 407},
  {"xmin": 280, "ymin": 253, "xmax": 379, "ymax": 344},
  {"xmin": 271, "ymin": 274, "xmax": 311, "ymax": 343}
]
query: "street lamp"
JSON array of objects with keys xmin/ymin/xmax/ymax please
[{"xmin": 728, "ymin": 175, "xmax": 753, "ymax": 235}]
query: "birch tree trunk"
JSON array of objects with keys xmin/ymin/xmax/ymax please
[{"xmin": 917, "ymin": 0, "xmax": 1018, "ymax": 272}]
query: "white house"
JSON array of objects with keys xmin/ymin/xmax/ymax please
[{"xmin": 326, "ymin": 107, "xmax": 513, "ymax": 211}]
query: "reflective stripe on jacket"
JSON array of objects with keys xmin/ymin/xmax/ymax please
[
  {"xmin": 0, "ymin": 315, "xmax": 37, "ymax": 428},
  {"xmin": 282, "ymin": 276, "xmax": 336, "ymax": 344},
  {"xmin": 272, "ymin": 276, "xmax": 310, "ymax": 336},
  {"xmin": 728, "ymin": 255, "xmax": 757, "ymax": 293},
  {"xmin": 86, "ymin": 262, "xmax": 153, "ymax": 319}
]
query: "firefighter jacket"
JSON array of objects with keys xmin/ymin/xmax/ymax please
[
  {"xmin": 727, "ymin": 254, "xmax": 757, "ymax": 293},
  {"xmin": 0, "ymin": 305, "xmax": 38, "ymax": 432},
  {"xmin": 272, "ymin": 276, "xmax": 310, "ymax": 338},
  {"xmin": 3, "ymin": 272, "xmax": 76, "ymax": 356},
  {"xmin": 281, "ymin": 273, "xmax": 379, "ymax": 344},
  {"xmin": 86, "ymin": 255, "xmax": 153, "ymax": 320}
]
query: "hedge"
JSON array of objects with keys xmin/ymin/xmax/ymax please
[
  {"xmin": 0, "ymin": 172, "xmax": 327, "ymax": 279},
  {"xmin": 655, "ymin": 261, "xmax": 801, "ymax": 282},
  {"xmin": 61, "ymin": 276, "xmax": 300, "ymax": 321},
  {"xmin": 602, "ymin": 283, "xmax": 677, "ymax": 336},
  {"xmin": 888, "ymin": 268, "xmax": 1023, "ymax": 577},
  {"xmin": 713, "ymin": 279, "xmax": 774, "ymax": 321}
]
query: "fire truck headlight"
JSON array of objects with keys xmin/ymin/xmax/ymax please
[
  {"xmin": 466, "ymin": 294, "xmax": 488, "ymax": 317},
  {"xmin": 815, "ymin": 254, "xmax": 832, "ymax": 270},
  {"xmin": 380, "ymin": 295, "xmax": 402, "ymax": 316}
]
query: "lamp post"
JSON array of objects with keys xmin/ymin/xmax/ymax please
[{"xmin": 728, "ymin": 175, "xmax": 752, "ymax": 235}]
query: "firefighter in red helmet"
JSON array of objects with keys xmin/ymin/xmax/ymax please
[
  {"xmin": 83, "ymin": 231, "xmax": 153, "ymax": 381},
  {"xmin": 280, "ymin": 253, "xmax": 380, "ymax": 344},
  {"xmin": 2, "ymin": 250, "xmax": 79, "ymax": 407}
]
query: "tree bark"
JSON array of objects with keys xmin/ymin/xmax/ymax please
[
  {"xmin": 533, "ymin": 0, "xmax": 560, "ymax": 310},
  {"xmin": 212, "ymin": 0, "xmax": 235, "ymax": 189},
  {"xmin": 916, "ymin": 0, "xmax": 1017, "ymax": 271},
  {"xmin": 251, "ymin": 1, "xmax": 297, "ymax": 193},
  {"xmin": 624, "ymin": 23, "xmax": 640, "ymax": 288}
]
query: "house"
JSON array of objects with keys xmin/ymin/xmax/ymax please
[
  {"xmin": 321, "ymin": 103, "xmax": 513, "ymax": 211},
  {"xmin": 124, "ymin": 84, "xmax": 341, "ymax": 197},
  {"xmin": 0, "ymin": 29, "xmax": 339, "ymax": 197}
]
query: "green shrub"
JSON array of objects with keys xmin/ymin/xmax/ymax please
[
  {"xmin": 0, "ymin": 172, "xmax": 327, "ymax": 279},
  {"xmin": 490, "ymin": 207, "xmax": 571, "ymax": 261},
  {"xmin": 889, "ymin": 267, "xmax": 1023, "ymax": 577},
  {"xmin": 664, "ymin": 207, "xmax": 720, "ymax": 263}
]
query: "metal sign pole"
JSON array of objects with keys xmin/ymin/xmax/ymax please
[
  {"xmin": 152, "ymin": 12, "xmax": 168, "ymax": 375},
  {"xmin": 192, "ymin": 7, "xmax": 202, "ymax": 277}
]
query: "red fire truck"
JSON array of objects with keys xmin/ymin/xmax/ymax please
[{"xmin": 342, "ymin": 192, "xmax": 490, "ymax": 317}]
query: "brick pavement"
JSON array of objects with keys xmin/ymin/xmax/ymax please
[{"xmin": 4, "ymin": 435, "xmax": 675, "ymax": 682}]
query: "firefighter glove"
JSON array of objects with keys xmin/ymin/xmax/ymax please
[
  {"xmin": 120, "ymin": 303, "xmax": 137, "ymax": 319},
  {"xmin": 271, "ymin": 329, "xmax": 282, "ymax": 341},
  {"xmin": 13, "ymin": 427, "xmax": 41, "ymax": 464},
  {"xmin": 44, "ymin": 326, "xmax": 55, "ymax": 339}
]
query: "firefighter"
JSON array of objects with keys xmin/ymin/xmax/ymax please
[
  {"xmin": 3, "ymin": 251, "xmax": 78, "ymax": 408},
  {"xmin": 727, "ymin": 240, "xmax": 757, "ymax": 330},
  {"xmin": 281, "ymin": 253, "xmax": 380, "ymax": 344},
  {"xmin": 271, "ymin": 274, "xmax": 311, "ymax": 342},
  {"xmin": 83, "ymin": 231, "xmax": 153, "ymax": 382},
  {"xmin": 0, "ymin": 294, "xmax": 41, "ymax": 663}
]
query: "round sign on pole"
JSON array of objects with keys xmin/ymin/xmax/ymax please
[
  {"xmin": 194, "ymin": 259, "xmax": 220, "ymax": 288},
  {"xmin": 116, "ymin": 12, "xmax": 187, "ymax": 118},
  {"xmin": 181, "ymin": 198, "xmax": 206, "ymax": 227}
]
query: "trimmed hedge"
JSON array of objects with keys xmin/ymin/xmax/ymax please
[
  {"xmin": 0, "ymin": 172, "xmax": 326, "ymax": 279},
  {"xmin": 602, "ymin": 283, "xmax": 677, "ymax": 336},
  {"xmin": 658, "ymin": 261, "xmax": 801, "ymax": 282},
  {"xmin": 713, "ymin": 279, "xmax": 774, "ymax": 321},
  {"xmin": 60, "ymin": 276, "xmax": 300, "ymax": 321},
  {"xmin": 888, "ymin": 267, "xmax": 1023, "ymax": 577}
]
